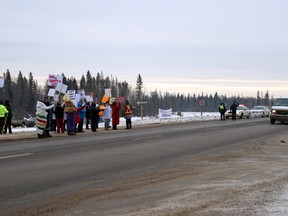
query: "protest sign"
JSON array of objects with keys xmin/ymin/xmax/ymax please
[
  {"xmin": 85, "ymin": 95, "xmax": 93, "ymax": 102},
  {"xmin": 67, "ymin": 90, "xmax": 76, "ymax": 99},
  {"xmin": 101, "ymin": 95, "xmax": 109, "ymax": 103},
  {"xmin": 48, "ymin": 88, "xmax": 56, "ymax": 97},
  {"xmin": 109, "ymin": 97, "xmax": 116, "ymax": 104},
  {"xmin": 116, "ymin": 96, "xmax": 125, "ymax": 103},
  {"xmin": 104, "ymin": 88, "xmax": 111, "ymax": 97},
  {"xmin": 77, "ymin": 89, "xmax": 86, "ymax": 99},
  {"xmin": 48, "ymin": 74, "xmax": 63, "ymax": 87},
  {"xmin": 55, "ymin": 83, "xmax": 68, "ymax": 94}
]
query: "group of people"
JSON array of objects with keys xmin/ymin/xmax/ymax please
[
  {"xmin": 218, "ymin": 101, "xmax": 239, "ymax": 120},
  {"xmin": 35, "ymin": 98, "xmax": 134, "ymax": 138},
  {"xmin": 0, "ymin": 100, "xmax": 12, "ymax": 134}
]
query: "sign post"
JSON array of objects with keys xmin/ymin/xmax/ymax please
[
  {"xmin": 199, "ymin": 99, "xmax": 205, "ymax": 116},
  {"xmin": 137, "ymin": 100, "xmax": 147, "ymax": 119}
]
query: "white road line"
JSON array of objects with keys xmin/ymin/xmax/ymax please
[
  {"xmin": 133, "ymin": 135, "xmax": 162, "ymax": 141},
  {"xmin": 0, "ymin": 153, "xmax": 33, "ymax": 160}
]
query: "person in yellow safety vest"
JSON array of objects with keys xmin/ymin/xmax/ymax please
[
  {"xmin": 218, "ymin": 102, "xmax": 227, "ymax": 121},
  {"xmin": 0, "ymin": 100, "xmax": 9, "ymax": 134},
  {"xmin": 123, "ymin": 100, "xmax": 133, "ymax": 129}
]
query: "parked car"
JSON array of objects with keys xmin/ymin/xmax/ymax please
[
  {"xmin": 23, "ymin": 115, "xmax": 36, "ymax": 127},
  {"xmin": 250, "ymin": 105, "xmax": 270, "ymax": 117},
  {"xmin": 11, "ymin": 115, "xmax": 36, "ymax": 127},
  {"xmin": 225, "ymin": 105, "xmax": 251, "ymax": 119}
]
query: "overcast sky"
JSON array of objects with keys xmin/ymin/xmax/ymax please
[{"xmin": 1, "ymin": 0, "xmax": 288, "ymax": 97}]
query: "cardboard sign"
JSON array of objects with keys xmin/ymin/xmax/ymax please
[
  {"xmin": 48, "ymin": 88, "xmax": 56, "ymax": 97},
  {"xmin": 48, "ymin": 74, "xmax": 63, "ymax": 87},
  {"xmin": 109, "ymin": 97, "xmax": 116, "ymax": 104},
  {"xmin": 55, "ymin": 83, "xmax": 68, "ymax": 94},
  {"xmin": 104, "ymin": 88, "xmax": 111, "ymax": 97},
  {"xmin": 116, "ymin": 97, "xmax": 125, "ymax": 103},
  {"xmin": 101, "ymin": 95, "xmax": 109, "ymax": 103},
  {"xmin": 85, "ymin": 95, "xmax": 93, "ymax": 102},
  {"xmin": 67, "ymin": 90, "xmax": 76, "ymax": 99}
]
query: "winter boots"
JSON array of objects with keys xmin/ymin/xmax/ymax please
[{"xmin": 68, "ymin": 131, "xmax": 76, "ymax": 135}]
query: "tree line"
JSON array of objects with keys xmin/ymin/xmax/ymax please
[{"xmin": 0, "ymin": 69, "xmax": 273, "ymax": 118}]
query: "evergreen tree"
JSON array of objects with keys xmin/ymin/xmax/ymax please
[
  {"xmin": 27, "ymin": 72, "xmax": 36, "ymax": 114},
  {"xmin": 264, "ymin": 90, "xmax": 270, "ymax": 106},
  {"xmin": 79, "ymin": 75, "xmax": 86, "ymax": 90},
  {"xmin": 86, "ymin": 70, "xmax": 93, "ymax": 96},
  {"xmin": 256, "ymin": 90, "xmax": 261, "ymax": 105},
  {"xmin": 14, "ymin": 71, "xmax": 28, "ymax": 117},
  {"xmin": 118, "ymin": 81, "xmax": 130, "ymax": 98},
  {"xmin": 111, "ymin": 77, "xmax": 118, "ymax": 97},
  {"xmin": 135, "ymin": 74, "xmax": 143, "ymax": 101},
  {"xmin": 95, "ymin": 72, "xmax": 102, "ymax": 103},
  {"xmin": 3, "ymin": 69, "xmax": 13, "ymax": 101}
]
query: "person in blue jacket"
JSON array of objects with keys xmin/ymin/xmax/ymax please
[{"xmin": 77, "ymin": 101, "xmax": 86, "ymax": 132}]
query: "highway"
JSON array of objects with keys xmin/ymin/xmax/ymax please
[{"xmin": 1, "ymin": 118, "xmax": 287, "ymax": 216}]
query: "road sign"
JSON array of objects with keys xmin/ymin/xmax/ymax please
[
  {"xmin": 137, "ymin": 100, "xmax": 148, "ymax": 105},
  {"xmin": 199, "ymin": 100, "xmax": 205, "ymax": 106}
]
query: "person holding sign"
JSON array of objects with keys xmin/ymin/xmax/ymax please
[{"xmin": 76, "ymin": 101, "xmax": 86, "ymax": 133}]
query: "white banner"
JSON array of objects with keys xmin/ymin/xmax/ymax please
[{"xmin": 159, "ymin": 108, "xmax": 173, "ymax": 119}]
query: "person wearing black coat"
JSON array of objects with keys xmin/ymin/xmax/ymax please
[
  {"xmin": 85, "ymin": 102, "xmax": 91, "ymax": 129},
  {"xmin": 230, "ymin": 101, "xmax": 239, "ymax": 120},
  {"xmin": 89, "ymin": 102, "xmax": 103, "ymax": 132},
  {"xmin": 53, "ymin": 102, "xmax": 64, "ymax": 133},
  {"xmin": 4, "ymin": 100, "xmax": 12, "ymax": 134}
]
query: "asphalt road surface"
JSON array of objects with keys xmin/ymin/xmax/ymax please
[{"xmin": 1, "ymin": 118, "xmax": 288, "ymax": 216}]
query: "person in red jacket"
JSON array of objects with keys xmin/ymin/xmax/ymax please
[{"xmin": 111, "ymin": 101, "xmax": 121, "ymax": 130}]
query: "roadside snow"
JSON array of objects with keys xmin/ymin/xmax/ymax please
[{"xmin": 11, "ymin": 112, "xmax": 220, "ymax": 133}]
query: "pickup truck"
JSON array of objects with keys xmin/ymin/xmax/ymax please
[{"xmin": 270, "ymin": 97, "xmax": 288, "ymax": 124}]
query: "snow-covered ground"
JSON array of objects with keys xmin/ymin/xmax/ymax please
[{"xmin": 12, "ymin": 112, "xmax": 220, "ymax": 133}]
